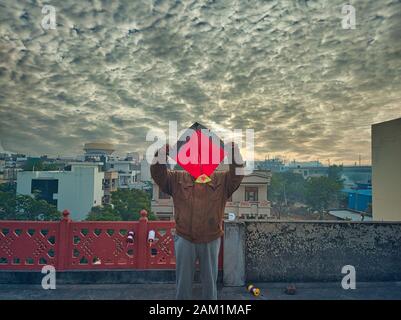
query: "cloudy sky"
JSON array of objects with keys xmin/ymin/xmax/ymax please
[{"xmin": 0, "ymin": 0, "xmax": 400, "ymax": 164}]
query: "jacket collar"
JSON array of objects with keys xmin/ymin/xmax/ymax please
[{"xmin": 179, "ymin": 171, "xmax": 221, "ymax": 188}]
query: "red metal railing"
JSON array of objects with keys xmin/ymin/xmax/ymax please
[{"xmin": 0, "ymin": 210, "xmax": 223, "ymax": 271}]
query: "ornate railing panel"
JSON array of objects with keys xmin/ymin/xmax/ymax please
[{"xmin": 0, "ymin": 210, "xmax": 224, "ymax": 271}]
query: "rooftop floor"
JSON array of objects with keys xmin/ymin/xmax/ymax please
[{"xmin": 1, "ymin": 282, "xmax": 401, "ymax": 300}]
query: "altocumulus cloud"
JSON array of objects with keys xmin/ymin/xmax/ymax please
[{"xmin": 0, "ymin": 0, "xmax": 400, "ymax": 163}]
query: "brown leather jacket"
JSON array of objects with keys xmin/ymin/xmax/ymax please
[{"xmin": 151, "ymin": 158, "xmax": 244, "ymax": 243}]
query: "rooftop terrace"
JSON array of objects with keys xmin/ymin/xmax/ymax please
[
  {"xmin": 2, "ymin": 282, "xmax": 401, "ymax": 300},
  {"xmin": 1, "ymin": 210, "xmax": 400, "ymax": 300}
]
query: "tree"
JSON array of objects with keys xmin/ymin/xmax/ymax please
[
  {"xmin": 86, "ymin": 205, "xmax": 122, "ymax": 221},
  {"xmin": 0, "ymin": 182, "xmax": 60, "ymax": 221},
  {"xmin": 23, "ymin": 158, "xmax": 44, "ymax": 171},
  {"xmin": 14, "ymin": 195, "xmax": 60, "ymax": 221},
  {"xmin": 305, "ymin": 176, "xmax": 343, "ymax": 216},
  {"xmin": 111, "ymin": 189, "xmax": 155, "ymax": 220},
  {"xmin": 86, "ymin": 189, "xmax": 157, "ymax": 221},
  {"xmin": 42, "ymin": 163, "xmax": 61, "ymax": 171},
  {"xmin": 328, "ymin": 165, "xmax": 344, "ymax": 185},
  {"xmin": 22, "ymin": 159, "xmax": 60, "ymax": 171},
  {"xmin": 269, "ymin": 172, "xmax": 306, "ymax": 204},
  {"xmin": 284, "ymin": 172, "xmax": 307, "ymax": 203},
  {"xmin": 0, "ymin": 182, "xmax": 16, "ymax": 193},
  {"xmin": 268, "ymin": 171, "xmax": 306, "ymax": 218},
  {"xmin": 0, "ymin": 187, "xmax": 17, "ymax": 220}
]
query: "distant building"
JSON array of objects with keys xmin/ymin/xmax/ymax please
[
  {"xmin": 105, "ymin": 160, "xmax": 141, "ymax": 189},
  {"xmin": 102, "ymin": 171, "xmax": 118, "ymax": 204},
  {"xmin": 83, "ymin": 142, "xmax": 115, "ymax": 163},
  {"xmin": 2, "ymin": 167, "xmax": 22, "ymax": 183},
  {"xmin": 372, "ymin": 117, "xmax": 401, "ymax": 221},
  {"xmin": 341, "ymin": 166, "xmax": 371, "ymax": 188},
  {"xmin": 140, "ymin": 158, "xmax": 151, "ymax": 182},
  {"xmin": 256, "ymin": 158, "xmax": 285, "ymax": 172},
  {"xmin": 341, "ymin": 187, "xmax": 372, "ymax": 213},
  {"xmin": 0, "ymin": 159, "xmax": 5, "ymax": 183},
  {"xmin": 225, "ymin": 170, "xmax": 271, "ymax": 220},
  {"xmin": 289, "ymin": 166, "xmax": 328, "ymax": 179},
  {"xmin": 287, "ymin": 165, "xmax": 372, "ymax": 187},
  {"xmin": 0, "ymin": 153, "xmax": 23, "ymax": 183},
  {"xmin": 287, "ymin": 160, "xmax": 323, "ymax": 168},
  {"xmin": 151, "ymin": 170, "xmax": 271, "ymax": 221},
  {"xmin": 17, "ymin": 162, "xmax": 104, "ymax": 220},
  {"xmin": 126, "ymin": 152, "xmax": 140, "ymax": 163}
]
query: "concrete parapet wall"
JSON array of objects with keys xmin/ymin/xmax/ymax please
[{"xmin": 224, "ymin": 221, "xmax": 401, "ymax": 285}]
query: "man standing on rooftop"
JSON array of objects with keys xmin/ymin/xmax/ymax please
[{"xmin": 150, "ymin": 141, "xmax": 244, "ymax": 300}]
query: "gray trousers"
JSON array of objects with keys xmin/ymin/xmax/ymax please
[{"xmin": 174, "ymin": 234, "xmax": 221, "ymax": 300}]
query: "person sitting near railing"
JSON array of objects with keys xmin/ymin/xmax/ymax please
[{"xmin": 150, "ymin": 143, "xmax": 244, "ymax": 300}]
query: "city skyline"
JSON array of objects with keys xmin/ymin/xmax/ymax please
[
  {"xmin": 1, "ymin": 0, "xmax": 400, "ymax": 165},
  {"xmin": 0, "ymin": 143, "xmax": 373, "ymax": 166}
]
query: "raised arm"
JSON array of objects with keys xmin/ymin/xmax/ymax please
[
  {"xmin": 225, "ymin": 142, "xmax": 245, "ymax": 198},
  {"xmin": 150, "ymin": 144, "xmax": 174, "ymax": 196}
]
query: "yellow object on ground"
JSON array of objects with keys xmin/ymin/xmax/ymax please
[{"xmin": 247, "ymin": 284, "xmax": 260, "ymax": 297}]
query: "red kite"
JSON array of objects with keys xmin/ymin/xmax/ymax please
[{"xmin": 169, "ymin": 122, "xmax": 227, "ymax": 183}]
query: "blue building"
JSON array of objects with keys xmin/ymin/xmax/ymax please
[{"xmin": 342, "ymin": 188, "xmax": 372, "ymax": 212}]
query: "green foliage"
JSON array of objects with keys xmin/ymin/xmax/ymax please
[
  {"xmin": 86, "ymin": 205, "xmax": 122, "ymax": 221},
  {"xmin": 0, "ymin": 182, "xmax": 16, "ymax": 193},
  {"xmin": 23, "ymin": 158, "xmax": 43, "ymax": 171},
  {"xmin": 328, "ymin": 164, "xmax": 344, "ymax": 184},
  {"xmin": 86, "ymin": 189, "xmax": 157, "ymax": 221},
  {"xmin": 22, "ymin": 159, "xmax": 60, "ymax": 171},
  {"xmin": 42, "ymin": 163, "xmax": 61, "ymax": 171},
  {"xmin": 111, "ymin": 189, "xmax": 152, "ymax": 220},
  {"xmin": 269, "ymin": 166, "xmax": 345, "ymax": 216},
  {"xmin": 304, "ymin": 176, "xmax": 343, "ymax": 211},
  {"xmin": 14, "ymin": 195, "xmax": 60, "ymax": 221},
  {"xmin": 0, "ymin": 180, "xmax": 154, "ymax": 221},
  {"xmin": 0, "ymin": 184, "xmax": 60, "ymax": 221},
  {"xmin": 269, "ymin": 171, "xmax": 306, "ymax": 204},
  {"xmin": 0, "ymin": 187, "xmax": 16, "ymax": 219}
]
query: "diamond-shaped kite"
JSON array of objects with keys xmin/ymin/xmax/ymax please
[{"xmin": 169, "ymin": 122, "xmax": 227, "ymax": 183}]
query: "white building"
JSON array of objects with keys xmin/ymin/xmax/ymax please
[
  {"xmin": 106, "ymin": 160, "xmax": 141, "ymax": 189},
  {"xmin": 17, "ymin": 162, "xmax": 104, "ymax": 221},
  {"xmin": 372, "ymin": 117, "xmax": 401, "ymax": 221},
  {"xmin": 140, "ymin": 158, "xmax": 151, "ymax": 182}
]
